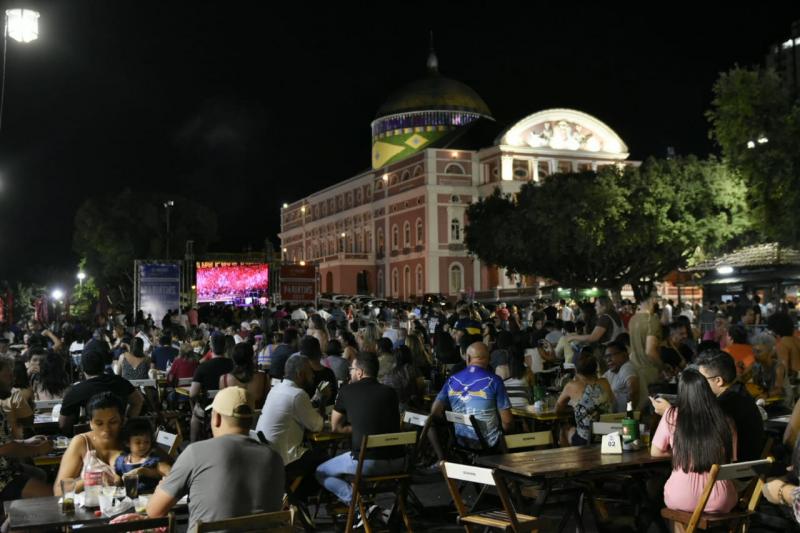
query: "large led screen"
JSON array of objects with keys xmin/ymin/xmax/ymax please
[{"xmin": 196, "ymin": 262, "xmax": 269, "ymax": 304}]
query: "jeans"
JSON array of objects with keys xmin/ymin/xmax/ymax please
[{"xmin": 315, "ymin": 452, "xmax": 405, "ymax": 504}]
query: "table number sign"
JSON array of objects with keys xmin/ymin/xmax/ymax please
[{"xmin": 601, "ymin": 432, "xmax": 623, "ymax": 454}]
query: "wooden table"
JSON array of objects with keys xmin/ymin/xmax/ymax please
[
  {"xmin": 478, "ymin": 445, "xmax": 670, "ymax": 527},
  {"xmin": 4, "ymin": 496, "xmax": 110, "ymax": 531},
  {"xmin": 511, "ymin": 407, "xmax": 570, "ymax": 423}
]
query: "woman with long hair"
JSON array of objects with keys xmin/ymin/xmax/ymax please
[
  {"xmin": 358, "ymin": 323, "xmax": 381, "ymax": 353},
  {"xmin": 219, "ymin": 342, "xmax": 268, "ymax": 407},
  {"xmin": 33, "ymin": 352, "xmax": 71, "ymax": 401},
  {"xmin": 566, "ymin": 296, "xmax": 622, "ymax": 346},
  {"xmin": 650, "ymin": 368, "xmax": 737, "ymax": 513},
  {"xmin": 555, "ymin": 349, "xmax": 613, "ymax": 445},
  {"xmin": 306, "ymin": 313, "xmax": 330, "ymax": 354},
  {"xmin": 504, "ymin": 347, "xmax": 535, "ymax": 407},
  {"xmin": 382, "ymin": 345, "xmax": 419, "ymax": 411},
  {"xmin": 118, "ymin": 337, "xmax": 151, "ymax": 380},
  {"xmin": 337, "ymin": 330, "xmax": 359, "ymax": 362},
  {"xmin": 405, "ymin": 332, "xmax": 432, "ymax": 376}
]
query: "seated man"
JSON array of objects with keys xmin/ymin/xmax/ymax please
[
  {"xmin": 431, "ymin": 342, "xmax": 512, "ymax": 452},
  {"xmin": 189, "ymin": 333, "xmax": 233, "ymax": 442},
  {"xmin": 268, "ymin": 328, "xmax": 300, "ymax": 381},
  {"xmin": 59, "ymin": 342, "xmax": 143, "ymax": 435},
  {"xmin": 723, "ymin": 324, "xmax": 756, "ymax": 375},
  {"xmin": 315, "ymin": 353, "xmax": 404, "ymax": 513},
  {"xmin": 603, "ymin": 340, "xmax": 639, "ymax": 412},
  {"xmin": 148, "ymin": 387, "xmax": 284, "ymax": 531},
  {"xmin": 696, "ymin": 349, "xmax": 765, "ymax": 462},
  {"xmin": 256, "ymin": 355, "xmax": 325, "ymax": 497}
]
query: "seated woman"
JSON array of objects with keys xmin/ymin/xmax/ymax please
[
  {"xmin": 54, "ymin": 392, "xmax": 125, "ymax": 495},
  {"xmin": 650, "ymin": 368, "xmax": 738, "ymax": 514},
  {"xmin": 219, "ymin": 342, "xmax": 269, "ymax": 408},
  {"xmin": 748, "ymin": 332, "xmax": 787, "ymax": 400},
  {"xmin": 33, "ymin": 351, "xmax": 72, "ymax": 401},
  {"xmin": 503, "ymin": 348, "xmax": 535, "ymax": 408},
  {"xmin": 555, "ymin": 350, "xmax": 613, "ymax": 446},
  {"xmin": 118, "ymin": 338, "xmax": 152, "ymax": 381}
]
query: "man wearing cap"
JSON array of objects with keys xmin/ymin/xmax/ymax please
[{"xmin": 148, "ymin": 387, "xmax": 285, "ymax": 530}]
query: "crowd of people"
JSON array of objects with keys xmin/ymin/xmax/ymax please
[{"xmin": 0, "ymin": 289, "xmax": 798, "ymax": 529}]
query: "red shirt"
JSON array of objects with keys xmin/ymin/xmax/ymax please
[{"xmin": 168, "ymin": 357, "xmax": 199, "ymax": 380}]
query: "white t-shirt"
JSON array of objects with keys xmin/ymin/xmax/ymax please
[
  {"xmin": 290, "ymin": 309, "xmax": 308, "ymax": 321},
  {"xmin": 560, "ymin": 307, "xmax": 574, "ymax": 322}
]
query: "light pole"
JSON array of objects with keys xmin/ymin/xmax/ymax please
[
  {"xmin": 0, "ymin": 8, "xmax": 39, "ymax": 132},
  {"xmin": 77, "ymin": 271, "xmax": 86, "ymax": 289},
  {"xmin": 163, "ymin": 200, "xmax": 174, "ymax": 259}
]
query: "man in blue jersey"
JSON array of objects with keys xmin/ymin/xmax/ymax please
[{"xmin": 431, "ymin": 342, "xmax": 512, "ymax": 451}]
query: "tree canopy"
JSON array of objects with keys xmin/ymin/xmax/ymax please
[
  {"xmin": 73, "ymin": 189, "xmax": 218, "ymax": 299},
  {"xmin": 708, "ymin": 66, "xmax": 800, "ymax": 244},
  {"xmin": 465, "ymin": 157, "xmax": 749, "ymax": 299}
]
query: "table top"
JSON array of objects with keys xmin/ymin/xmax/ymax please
[
  {"xmin": 478, "ymin": 445, "xmax": 669, "ymax": 479},
  {"xmin": 4, "ymin": 496, "xmax": 109, "ymax": 530},
  {"xmin": 309, "ymin": 431, "xmax": 349, "ymax": 443},
  {"xmin": 511, "ymin": 407, "xmax": 571, "ymax": 422}
]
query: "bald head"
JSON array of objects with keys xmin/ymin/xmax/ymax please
[{"xmin": 466, "ymin": 341, "xmax": 490, "ymax": 368}]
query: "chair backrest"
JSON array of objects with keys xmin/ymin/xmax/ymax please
[
  {"xmin": 403, "ymin": 411, "xmax": 429, "ymax": 428},
  {"xmin": 440, "ymin": 461, "xmax": 496, "ymax": 486},
  {"xmin": 79, "ymin": 513, "xmax": 174, "ymax": 532},
  {"xmin": 598, "ymin": 411, "xmax": 640, "ymax": 423},
  {"xmin": 194, "ymin": 509, "xmax": 294, "ymax": 532},
  {"xmin": 504, "ymin": 431, "xmax": 553, "ymax": 451},
  {"xmin": 365, "ymin": 430, "xmax": 417, "ymax": 449},
  {"xmin": 155, "ymin": 429, "xmax": 180, "ymax": 458},
  {"xmin": 445, "ymin": 410, "xmax": 472, "ymax": 427},
  {"xmin": 715, "ymin": 458, "xmax": 774, "ymax": 481}
]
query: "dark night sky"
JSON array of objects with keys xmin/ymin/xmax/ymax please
[{"xmin": 1, "ymin": 1, "xmax": 799, "ymax": 285}]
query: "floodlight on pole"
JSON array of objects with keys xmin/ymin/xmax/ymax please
[
  {"xmin": 0, "ymin": 8, "xmax": 39, "ymax": 132},
  {"xmin": 51, "ymin": 288, "xmax": 63, "ymax": 301}
]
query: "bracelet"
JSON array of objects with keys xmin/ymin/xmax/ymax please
[{"xmin": 778, "ymin": 482, "xmax": 790, "ymax": 506}]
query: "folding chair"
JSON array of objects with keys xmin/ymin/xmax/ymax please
[
  {"xmin": 155, "ymin": 429, "xmax": 181, "ymax": 458},
  {"xmin": 402, "ymin": 411, "xmax": 437, "ymax": 512},
  {"xmin": 444, "ymin": 411, "xmax": 495, "ymax": 459},
  {"xmin": 344, "ymin": 431, "xmax": 417, "ymax": 533},
  {"xmin": 194, "ymin": 508, "xmax": 295, "ymax": 532},
  {"xmin": 78, "ymin": 513, "xmax": 175, "ymax": 532},
  {"xmin": 441, "ymin": 461, "xmax": 538, "ymax": 532},
  {"xmin": 660, "ymin": 458, "xmax": 774, "ymax": 533}
]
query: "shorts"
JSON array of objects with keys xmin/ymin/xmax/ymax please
[{"xmin": 0, "ymin": 473, "xmax": 29, "ymax": 501}]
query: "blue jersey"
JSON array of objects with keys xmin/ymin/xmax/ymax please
[{"xmin": 436, "ymin": 365, "xmax": 511, "ymax": 447}]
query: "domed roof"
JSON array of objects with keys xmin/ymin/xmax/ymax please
[{"xmin": 374, "ymin": 51, "xmax": 492, "ymax": 119}]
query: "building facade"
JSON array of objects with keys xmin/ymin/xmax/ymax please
[{"xmin": 279, "ymin": 53, "xmax": 634, "ymax": 299}]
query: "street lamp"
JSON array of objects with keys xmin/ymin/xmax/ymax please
[
  {"xmin": 77, "ymin": 271, "xmax": 86, "ymax": 288},
  {"xmin": 0, "ymin": 8, "xmax": 39, "ymax": 131},
  {"xmin": 163, "ymin": 200, "xmax": 174, "ymax": 259},
  {"xmin": 51, "ymin": 288, "xmax": 63, "ymax": 301}
]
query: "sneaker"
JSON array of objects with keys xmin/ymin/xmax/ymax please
[
  {"xmin": 353, "ymin": 511, "xmax": 364, "ymax": 529},
  {"xmin": 367, "ymin": 504, "xmax": 386, "ymax": 525}
]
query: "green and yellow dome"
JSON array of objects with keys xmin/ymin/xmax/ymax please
[{"xmin": 371, "ymin": 50, "xmax": 492, "ymax": 170}]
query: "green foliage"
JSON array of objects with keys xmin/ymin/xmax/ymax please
[
  {"xmin": 70, "ymin": 258, "xmax": 99, "ymax": 321},
  {"xmin": 73, "ymin": 189, "xmax": 218, "ymax": 292},
  {"xmin": 708, "ymin": 67, "xmax": 800, "ymax": 244},
  {"xmin": 464, "ymin": 157, "xmax": 749, "ymax": 297}
]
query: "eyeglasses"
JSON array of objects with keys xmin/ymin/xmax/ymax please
[{"xmin": 704, "ymin": 375, "xmax": 720, "ymax": 381}]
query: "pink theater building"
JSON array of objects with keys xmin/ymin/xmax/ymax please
[{"xmin": 279, "ymin": 50, "xmax": 634, "ymax": 300}]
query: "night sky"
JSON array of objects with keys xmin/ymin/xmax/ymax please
[{"xmin": 1, "ymin": 1, "xmax": 799, "ymax": 285}]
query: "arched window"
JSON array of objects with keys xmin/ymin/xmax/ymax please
[
  {"xmin": 413, "ymin": 165, "xmax": 424, "ymax": 177},
  {"xmin": 404, "ymin": 266, "xmax": 411, "ymax": 300},
  {"xmin": 392, "ymin": 268, "xmax": 399, "ymax": 298},
  {"xmin": 449, "ymin": 263, "xmax": 463, "ymax": 295},
  {"xmin": 377, "ymin": 227, "xmax": 384, "ymax": 254},
  {"xmin": 451, "ymin": 218, "xmax": 461, "ymax": 242},
  {"xmin": 403, "ymin": 222, "xmax": 411, "ymax": 248},
  {"xmin": 365, "ymin": 230, "xmax": 372, "ymax": 253},
  {"xmin": 416, "ymin": 218, "xmax": 424, "ymax": 245},
  {"xmin": 401, "ymin": 170, "xmax": 410, "ymax": 181},
  {"xmin": 392, "ymin": 224, "xmax": 399, "ymax": 250},
  {"xmin": 377, "ymin": 270, "xmax": 385, "ymax": 297},
  {"xmin": 416, "ymin": 264, "xmax": 423, "ymax": 296},
  {"xmin": 444, "ymin": 163, "xmax": 465, "ymax": 175},
  {"xmin": 322, "ymin": 241, "xmax": 328, "ymax": 256}
]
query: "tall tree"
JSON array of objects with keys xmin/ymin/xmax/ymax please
[
  {"xmin": 73, "ymin": 189, "xmax": 218, "ymax": 304},
  {"xmin": 708, "ymin": 66, "xmax": 800, "ymax": 244},
  {"xmin": 465, "ymin": 157, "xmax": 749, "ymax": 299}
]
